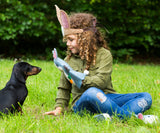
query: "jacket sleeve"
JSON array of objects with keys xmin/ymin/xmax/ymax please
[
  {"xmin": 54, "ymin": 72, "xmax": 71, "ymax": 109},
  {"xmin": 83, "ymin": 50, "xmax": 113, "ymax": 89}
]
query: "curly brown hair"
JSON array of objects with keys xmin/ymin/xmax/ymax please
[{"xmin": 66, "ymin": 13, "xmax": 110, "ymax": 70}]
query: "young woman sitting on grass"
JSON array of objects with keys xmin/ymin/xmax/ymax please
[{"xmin": 44, "ymin": 5, "xmax": 158, "ymax": 124}]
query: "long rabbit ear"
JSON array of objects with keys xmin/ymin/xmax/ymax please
[
  {"xmin": 60, "ymin": 10, "xmax": 70, "ymax": 29},
  {"xmin": 55, "ymin": 5, "xmax": 70, "ymax": 29},
  {"xmin": 55, "ymin": 5, "xmax": 62, "ymax": 25},
  {"xmin": 55, "ymin": 5, "xmax": 83, "ymax": 36}
]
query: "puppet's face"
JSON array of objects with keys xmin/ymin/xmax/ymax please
[{"xmin": 66, "ymin": 34, "xmax": 79, "ymax": 54}]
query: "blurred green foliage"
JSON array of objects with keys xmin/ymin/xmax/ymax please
[{"xmin": 0, "ymin": 0, "xmax": 160, "ymax": 61}]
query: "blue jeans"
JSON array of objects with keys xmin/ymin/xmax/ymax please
[{"xmin": 73, "ymin": 87, "xmax": 152, "ymax": 119}]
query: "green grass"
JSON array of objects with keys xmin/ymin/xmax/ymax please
[{"xmin": 0, "ymin": 59, "xmax": 160, "ymax": 133}]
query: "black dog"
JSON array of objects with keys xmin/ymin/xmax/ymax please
[{"xmin": 0, "ymin": 62, "xmax": 41, "ymax": 114}]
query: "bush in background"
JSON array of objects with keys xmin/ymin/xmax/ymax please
[{"xmin": 0, "ymin": 0, "xmax": 160, "ymax": 61}]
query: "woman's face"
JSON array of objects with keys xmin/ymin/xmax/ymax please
[{"xmin": 66, "ymin": 34, "xmax": 79, "ymax": 54}]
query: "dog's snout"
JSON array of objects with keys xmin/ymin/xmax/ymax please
[
  {"xmin": 26, "ymin": 66, "xmax": 41, "ymax": 76},
  {"xmin": 37, "ymin": 67, "xmax": 42, "ymax": 72},
  {"xmin": 33, "ymin": 67, "xmax": 42, "ymax": 74}
]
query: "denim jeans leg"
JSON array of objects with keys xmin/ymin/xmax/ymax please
[{"xmin": 73, "ymin": 87, "xmax": 131, "ymax": 118}]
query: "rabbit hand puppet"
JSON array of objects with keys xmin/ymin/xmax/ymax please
[{"xmin": 52, "ymin": 48, "xmax": 87, "ymax": 89}]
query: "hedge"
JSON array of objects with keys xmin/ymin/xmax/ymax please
[{"xmin": 0, "ymin": 0, "xmax": 160, "ymax": 61}]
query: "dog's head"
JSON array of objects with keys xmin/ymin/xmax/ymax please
[{"xmin": 13, "ymin": 62, "xmax": 41, "ymax": 83}]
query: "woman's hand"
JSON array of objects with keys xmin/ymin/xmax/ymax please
[{"xmin": 44, "ymin": 107, "xmax": 63, "ymax": 116}]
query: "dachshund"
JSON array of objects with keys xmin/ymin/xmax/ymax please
[{"xmin": 0, "ymin": 62, "xmax": 41, "ymax": 115}]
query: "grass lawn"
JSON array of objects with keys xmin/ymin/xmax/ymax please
[{"xmin": 0, "ymin": 59, "xmax": 160, "ymax": 133}]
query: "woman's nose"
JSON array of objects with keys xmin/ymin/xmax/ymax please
[{"xmin": 66, "ymin": 40, "xmax": 70, "ymax": 46}]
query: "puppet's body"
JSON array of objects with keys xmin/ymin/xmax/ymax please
[{"xmin": 52, "ymin": 48, "xmax": 86, "ymax": 89}]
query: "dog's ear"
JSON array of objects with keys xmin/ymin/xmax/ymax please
[{"xmin": 13, "ymin": 63, "xmax": 26, "ymax": 83}]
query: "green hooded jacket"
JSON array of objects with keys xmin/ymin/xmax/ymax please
[{"xmin": 54, "ymin": 47, "xmax": 116, "ymax": 110}]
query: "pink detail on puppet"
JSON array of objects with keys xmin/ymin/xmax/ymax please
[{"xmin": 53, "ymin": 49, "xmax": 57, "ymax": 59}]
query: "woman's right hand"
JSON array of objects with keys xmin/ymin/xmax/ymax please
[{"xmin": 44, "ymin": 107, "xmax": 63, "ymax": 116}]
